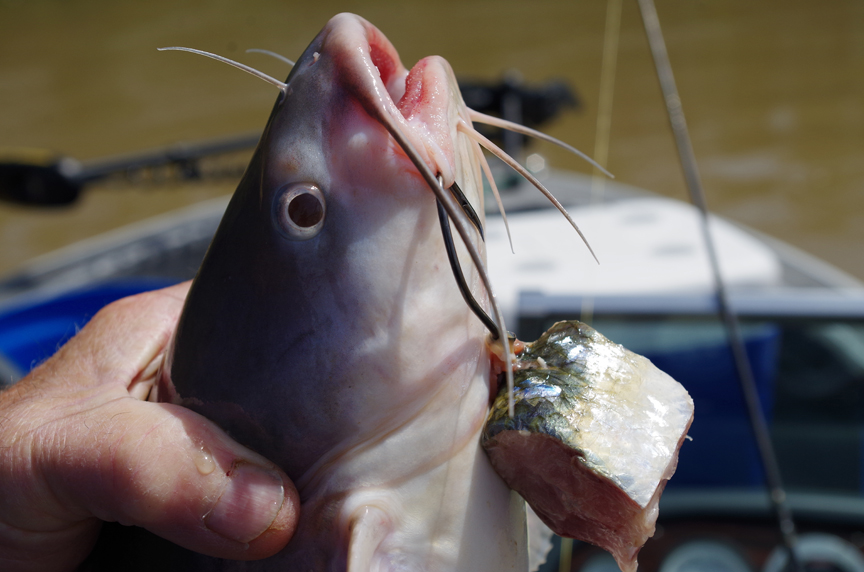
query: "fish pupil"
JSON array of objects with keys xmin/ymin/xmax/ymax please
[{"xmin": 288, "ymin": 192, "xmax": 324, "ymax": 227}]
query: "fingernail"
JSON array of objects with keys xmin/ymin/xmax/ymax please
[{"xmin": 206, "ymin": 462, "xmax": 286, "ymax": 544}]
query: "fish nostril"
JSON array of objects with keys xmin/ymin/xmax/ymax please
[{"xmin": 288, "ymin": 192, "xmax": 324, "ymax": 227}]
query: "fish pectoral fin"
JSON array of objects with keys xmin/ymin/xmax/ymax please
[{"xmin": 347, "ymin": 505, "xmax": 393, "ymax": 572}]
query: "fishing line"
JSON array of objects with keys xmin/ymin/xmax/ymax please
[
  {"xmin": 562, "ymin": 0, "xmax": 626, "ymax": 565},
  {"xmin": 592, "ymin": 0, "xmax": 623, "ymax": 195},
  {"xmin": 581, "ymin": 0, "xmax": 623, "ymax": 326},
  {"xmin": 560, "ymin": 2, "xmax": 624, "ymax": 565},
  {"xmin": 635, "ymin": 1, "xmax": 802, "ymax": 570}
]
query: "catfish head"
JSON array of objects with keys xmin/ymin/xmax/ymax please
[
  {"xmin": 159, "ymin": 12, "xmax": 492, "ymax": 481},
  {"xmin": 157, "ymin": 13, "xmax": 528, "ymax": 571}
]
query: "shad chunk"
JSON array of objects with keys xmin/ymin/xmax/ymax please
[{"xmin": 483, "ymin": 321, "xmax": 694, "ymax": 572}]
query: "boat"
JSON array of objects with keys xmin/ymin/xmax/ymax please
[
  {"xmin": 2, "ymin": 160, "xmax": 864, "ymax": 571},
  {"xmin": 482, "ymin": 169, "xmax": 864, "ymax": 572}
]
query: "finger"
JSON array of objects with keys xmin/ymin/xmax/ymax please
[
  {"xmin": 48, "ymin": 282, "xmax": 300, "ymax": 557},
  {"xmin": 4, "ymin": 387, "xmax": 299, "ymax": 570},
  {"xmin": 48, "ymin": 396, "xmax": 300, "ymax": 560},
  {"xmin": 37, "ymin": 281, "xmax": 192, "ymax": 394}
]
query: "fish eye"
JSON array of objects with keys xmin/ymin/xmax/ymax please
[{"xmin": 273, "ymin": 183, "xmax": 326, "ymax": 240}]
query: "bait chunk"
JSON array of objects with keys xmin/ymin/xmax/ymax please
[{"xmin": 482, "ymin": 321, "xmax": 694, "ymax": 572}]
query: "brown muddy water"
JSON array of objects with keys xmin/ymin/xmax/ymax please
[{"xmin": 0, "ymin": 0, "xmax": 862, "ymax": 281}]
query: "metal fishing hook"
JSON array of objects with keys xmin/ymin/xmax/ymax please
[
  {"xmin": 436, "ymin": 176, "xmax": 499, "ymax": 339},
  {"xmin": 447, "ymin": 180, "xmax": 484, "ymax": 241}
]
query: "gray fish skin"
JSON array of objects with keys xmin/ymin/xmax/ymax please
[{"xmin": 156, "ymin": 13, "xmax": 526, "ymax": 572}]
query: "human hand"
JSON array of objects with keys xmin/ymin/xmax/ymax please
[{"xmin": 0, "ymin": 282, "xmax": 299, "ymax": 572}]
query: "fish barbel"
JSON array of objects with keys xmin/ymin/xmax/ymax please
[{"xmin": 155, "ymin": 12, "xmax": 530, "ymax": 571}]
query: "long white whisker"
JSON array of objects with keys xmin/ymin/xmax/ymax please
[
  {"xmin": 246, "ymin": 48, "xmax": 296, "ymax": 67},
  {"xmin": 458, "ymin": 120, "xmax": 599, "ymax": 264},
  {"xmin": 469, "ymin": 109, "xmax": 614, "ymax": 179},
  {"xmin": 375, "ymin": 114, "xmax": 515, "ymax": 417},
  {"xmin": 472, "ymin": 137, "xmax": 514, "ymax": 254},
  {"xmin": 158, "ymin": 47, "xmax": 287, "ymax": 92}
]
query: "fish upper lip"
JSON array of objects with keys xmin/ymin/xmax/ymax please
[{"xmin": 305, "ymin": 13, "xmax": 464, "ymax": 187}]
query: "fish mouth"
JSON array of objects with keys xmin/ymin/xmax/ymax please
[
  {"xmin": 311, "ymin": 14, "xmax": 512, "ymax": 352},
  {"xmin": 319, "ymin": 13, "xmax": 469, "ymax": 188},
  {"xmin": 303, "ymin": 14, "xmax": 599, "ymax": 405}
]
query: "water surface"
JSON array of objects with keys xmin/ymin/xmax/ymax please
[{"xmin": 1, "ymin": 0, "xmax": 862, "ymax": 280}]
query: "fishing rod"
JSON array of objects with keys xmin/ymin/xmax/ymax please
[
  {"xmin": 0, "ymin": 79, "xmax": 578, "ymax": 207},
  {"xmin": 635, "ymin": 1, "xmax": 803, "ymax": 571},
  {"xmin": 0, "ymin": 132, "xmax": 261, "ymax": 206}
]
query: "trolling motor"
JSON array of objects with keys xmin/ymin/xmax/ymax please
[{"xmin": 0, "ymin": 77, "xmax": 580, "ymax": 207}]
